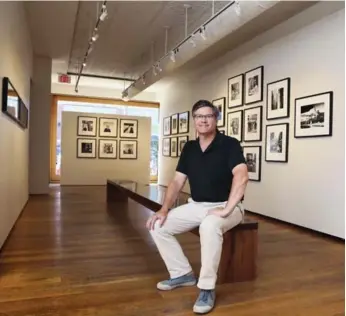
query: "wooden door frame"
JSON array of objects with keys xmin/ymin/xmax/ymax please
[{"xmin": 49, "ymin": 94, "xmax": 160, "ymax": 184}]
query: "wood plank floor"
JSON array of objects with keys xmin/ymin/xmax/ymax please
[{"xmin": 0, "ymin": 185, "xmax": 344, "ymax": 316}]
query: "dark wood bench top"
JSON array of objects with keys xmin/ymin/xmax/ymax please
[{"xmin": 107, "ymin": 179, "xmax": 258, "ymax": 230}]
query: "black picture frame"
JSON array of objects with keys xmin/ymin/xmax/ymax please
[
  {"xmin": 119, "ymin": 140, "xmax": 138, "ymax": 159},
  {"xmin": 265, "ymin": 123, "xmax": 289, "ymax": 163},
  {"xmin": 244, "ymin": 66, "xmax": 264, "ymax": 105},
  {"xmin": 227, "ymin": 73, "xmax": 244, "ymax": 108},
  {"xmin": 227, "ymin": 110, "xmax": 243, "ymax": 142},
  {"xmin": 120, "ymin": 119, "xmax": 138, "ymax": 138},
  {"xmin": 294, "ymin": 91, "xmax": 333, "ymax": 138},
  {"xmin": 266, "ymin": 77, "xmax": 291, "ymax": 120},
  {"xmin": 178, "ymin": 111, "xmax": 189, "ymax": 134},
  {"xmin": 212, "ymin": 97, "xmax": 226, "ymax": 127},
  {"xmin": 243, "ymin": 106, "xmax": 262, "ymax": 142},
  {"xmin": 99, "ymin": 117, "xmax": 118, "ymax": 138},
  {"xmin": 178, "ymin": 135, "xmax": 189, "ymax": 156},
  {"xmin": 171, "ymin": 113, "xmax": 179, "ymax": 135},
  {"xmin": 243, "ymin": 146, "xmax": 261, "ymax": 181},
  {"xmin": 98, "ymin": 139, "xmax": 117, "ymax": 159},
  {"xmin": 77, "ymin": 116, "xmax": 97, "ymax": 137},
  {"xmin": 162, "ymin": 138, "xmax": 170, "ymax": 157},
  {"xmin": 170, "ymin": 137, "xmax": 178, "ymax": 157},
  {"xmin": 163, "ymin": 116, "xmax": 171, "ymax": 136},
  {"xmin": 77, "ymin": 138, "xmax": 97, "ymax": 159}
]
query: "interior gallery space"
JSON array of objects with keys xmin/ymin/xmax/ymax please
[{"xmin": 0, "ymin": 1, "xmax": 344, "ymax": 315}]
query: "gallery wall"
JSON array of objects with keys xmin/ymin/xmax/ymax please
[
  {"xmin": 61, "ymin": 111, "xmax": 151, "ymax": 185},
  {"xmin": 0, "ymin": 2, "xmax": 33, "ymax": 249},
  {"xmin": 158, "ymin": 3, "xmax": 345, "ymax": 238}
]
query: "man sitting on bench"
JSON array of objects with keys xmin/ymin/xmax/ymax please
[{"xmin": 146, "ymin": 100, "xmax": 249, "ymax": 314}]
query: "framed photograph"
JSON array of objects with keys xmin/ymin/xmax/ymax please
[
  {"xmin": 244, "ymin": 66, "xmax": 263, "ymax": 105},
  {"xmin": 119, "ymin": 140, "xmax": 137, "ymax": 159},
  {"xmin": 219, "ymin": 129, "xmax": 225, "ymax": 134},
  {"xmin": 77, "ymin": 138, "xmax": 96, "ymax": 158},
  {"xmin": 212, "ymin": 97, "xmax": 226, "ymax": 127},
  {"xmin": 163, "ymin": 116, "xmax": 171, "ymax": 136},
  {"xmin": 267, "ymin": 78, "xmax": 290, "ymax": 120},
  {"xmin": 77, "ymin": 116, "xmax": 97, "ymax": 137},
  {"xmin": 294, "ymin": 91, "xmax": 333, "ymax": 138},
  {"xmin": 244, "ymin": 106, "xmax": 262, "ymax": 142},
  {"xmin": 265, "ymin": 123, "xmax": 289, "ymax": 162},
  {"xmin": 120, "ymin": 119, "xmax": 138, "ymax": 138},
  {"xmin": 178, "ymin": 111, "xmax": 189, "ymax": 134},
  {"xmin": 243, "ymin": 146, "xmax": 261, "ymax": 181},
  {"xmin": 228, "ymin": 74, "xmax": 244, "ymax": 108},
  {"xmin": 98, "ymin": 139, "xmax": 117, "ymax": 159},
  {"xmin": 170, "ymin": 137, "xmax": 178, "ymax": 157},
  {"xmin": 99, "ymin": 117, "xmax": 118, "ymax": 137},
  {"xmin": 162, "ymin": 138, "xmax": 170, "ymax": 157},
  {"xmin": 178, "ymin": 136, "xmax": 189, "ymax": 156},
  {"xmin": 227, "ymin": 110, "xmax": 243, "ymax": 142},
  {"xmin": 171, "ymin": 113, "xmax": 178, "ymax": 134}
]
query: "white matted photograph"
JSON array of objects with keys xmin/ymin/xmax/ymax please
[
  {"xmin": 244, "ymin": 106, "xmax": 262, "ymax": 142},
  {"xmin": 163, "ymin": 116, "xmax": 171, "ymax": 136},
  {"xmin": 267, "ymin": 78, "xmax": 291, "ymax": 120},
  {"xmin": 243, "ymin": 146, "xmax": 261, "ymax": 181},
  {"xmin": 294, "ymin": 91, "xmax": 333, "ymax": 138},
  {"xmin": 265, "ymin": 123, "xmax": 289, "ymax": 162},
  {"xmin": 99, "ymin": 117, "xmax": 118, "ymax": 137},
  {"xmin": 178, "ymin": 111, "xmax": 189, "ymax": 134},
  {"xmin": 119, "ymin": 140, "xmax": 137, "ymax": 159},
  {"xmin": 120, "ymin": 119, "xmax": 138, "ymax": 138},
  {"xmin": 77, "ymin": 138, "xmax": 96, "ymax": 158},
  {"xmin": 212, "ymin": 97, "xmax": 226, "ymax": 127},
  {"xmin": 228, "ymin": 74, "xmax": 244, "ymax": 108},
  {"xmin": 171, "ymin": 113, "xmax": 178, "ymax": 134},
  {"xmin": 178, "ymin": 136, "xmax": 189, "ymax": 156},
  {"xmin": 98, "ymin": 139, "xmax": 117, "ymax": 159},
  {"xmin": 227, "ymin": 110, "xmax": 243, "ymax": 142},
  {"xmin": 162, "ymin": 138, "xmax": 170, "ymax": 157},
  {"xmin": 77, "ymin": 116, "xmax": 97, "ymax": 137},
  {"xmin": 244, "ymin": 66, "xmax": 263, "ymax": 105},
  {"xmin": 170, "ymin": 137, "xmax": 178, "ymax": 157}
]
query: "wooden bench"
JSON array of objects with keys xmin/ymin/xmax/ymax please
[{"xmin": 107, "ymin": 179, "xmax": 258, "ymax": 284}]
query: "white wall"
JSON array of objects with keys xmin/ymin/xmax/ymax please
[
  {"xmin": 61, "ymin": 111, "xmax": 151, "ymax": 185},
  {"xmin": 0, "ymin": 2, "xmax": 33, "ymax": 249},
  {"xmin": 158, "ymin": 4, "xmax": 345, "ymax": 238}
]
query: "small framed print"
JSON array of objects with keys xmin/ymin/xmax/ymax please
[
  {"xmin": 178, "ymin": 111, "xmax": 189, "ymax": 134},
  {"xmin": 170, "ymin": 137, "xmax": 178, "ymax": 157},
  {"xmin": 243, "ymin": 146, "xmax": 261, "ymax": 181},
  {"xmin": 77, "ymin": 138, "xmax": 96, "ymax": 158},
  {"xmin": 98, "ymin": 139, "xmax": 117, "ymax": 159},
  {"xmin": 178, "ymin": 136, "xmax": 189, "ymax": 156},
  {"xmin": 244, "ymin": 106, "xmax": 262, "ymax": 142},
  {"xmin": 99, "ymin": 117, "xmax": 118, "ymax": 137},
  {"xmin": 163, "ymin": 116, "xmax": 171, "ymax": 136},
  {"xmin": 120, "ymin": 119, "xmax": 138, "ymax": 138},
  {"xmin": 119, "ymin": 140, "xmax": 137, "ymax": 159},
  {"xmin": 228, "ymin": 74, "xmax": 244, "ymax": 108},
  {"xmin": 77, "ymin": 116, "xmax": 97, "ymax": 137},
  {"xmin": 294, "ymin": 91, "xmax": 333, "ymax": 138},
  {"xmin": 212, "ymin": 97, "xmax": 226, "ymax": 127},
  {"xmin": 267, "ymin": 78, "xmax": 291, "ymax": 120},
  {"xmin": 265, "ymin": 123, "xmax": 289, "ymax": 162},
  {"xmin": 244, "ymin": 66, "xmax": 263, "ymax": 105},
  {"xmin": 171, "ymin": 113, "xmax": 178, "ymax": 134},
  {"xmin": 227, "ymin": 110, "xmax": 243, "ymax": 142},
  {"xmin": 162, "ymin": 138, "xmax": 170, "ymax": 157},
  {"xmin": 219, "ymin": 129, "xmax": 225, "ymax": 134}
]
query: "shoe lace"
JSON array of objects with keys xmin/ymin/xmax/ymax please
[{"xmin": 200, "ymin": 290, "xmax": 211, "ymax": 303}]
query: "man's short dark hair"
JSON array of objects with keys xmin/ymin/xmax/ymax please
[{"xmin": 192, "ymin": 100, "xmax": 219, "ymax": 117}]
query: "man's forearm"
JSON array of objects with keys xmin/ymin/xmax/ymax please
[
  {"xmin": 161, "ymin": 180, "xmax": 183, "ymax": 212},
  {"xmin": 224, "ymin": 173, "xmax": 248, "ymax": 216}
]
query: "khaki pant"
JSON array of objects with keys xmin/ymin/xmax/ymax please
[{"xmin": 149, "ymin": 198, "xmax": 244, "ymax": 289}]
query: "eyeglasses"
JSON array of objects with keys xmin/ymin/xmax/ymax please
[{"xmin": 193, "ymin": 114, "xmax": 216, "ymax": 120}]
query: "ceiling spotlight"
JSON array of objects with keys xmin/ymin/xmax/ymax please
[
  {"xmin": 189, "ymin": 34, "xmax": 196, "ymax": 47},
  {"xmin": 100, "ymin": 5, "xmax": 108, "ymax": 21},
  {"xmin": 156, "ymin": 63, "xmax": 162, "ymax": 72},
  {"xmin": 152, "ymin": 65, "xmax": 157, "ymax": 76},
  {"xmin": 235, "ymin": 1, "xmax": 241, "ymax": 16},
  {"xmin": 82, "ymin": 62, "xmax": 86, "ymax": 67},
  {"xmin": 200, "ymin": 27, "xmax": 207, "ymax": 40},
  {"xmin": 91, "ymin": 34, "xmax": 99, "ymax": 42},
  {"xmin": 141, "ymin": 76, "xmax": 145, "ymax": 85},
  {"xmin": 170, "ymin": 51, "xmax": 176, "ymax": 63}
]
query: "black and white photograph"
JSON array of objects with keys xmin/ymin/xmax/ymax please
[
  {"xmin": 99, "ymin": 117, "xmax": 118, "ymax": 137},
  {"xmin": 98, "ymin": 139, "xmax": 117, "ymax": 159},
  {"xmin": 244, "ymin": 66, "xmax": 263, "ymax": 105},
  {"xmin": 294, "ymin": 91, "xmax": 333, "ymax": 138},
  {"xmin": 243, "ymin": 146, "xmax": 261, "ymax": 181},
  {"xmin": 219, "ymin": 129, "xmax": 225, "ymax": 134},
  {"xmin": 171, "ymin": 113, "xmax": 178, "ymax": 134},
  {"xmin": 178, "ymin": 136, "xmax": 189, "ymax": 156},
  {"xmin": 77, "ymin": 138, "xmax": 96, "ymax": 158},
  {"xmin": 228, "ymin": 74, "xmax": 244, "ymax": 108},
  {"xmin": 162, "ymin": 138, "xmax": 170, "ymax": 157},
  {"xmin": 119, "ymin": 140, "xmax": 137, "ymax": 159},
  {"xmin": 267, "ymin": 78, "xmax": 291, "ymax": 120},
  {"xmin": 77, "ymin": 116, "xmax": 97, "ymax": 136},
  {"xmin": 120, "ymin": 119, "xmax": 138, "ymax": 138},
  {"xmin": 178, "ymin": 111, "xmax": 189, "ymax": 134},
  {"xmin": 170, "ymin": 137, "xmax": 178, "ymax": 157},
  {"xmin": 163, "ymin": 116, "xmax": 171, "ymax": 136},
  {"xmin": 244, "ymin": 106, "xmax": 262, "ymax": 142},
  {"xmin": 227, "ymin": 110, "xmax": 243, "ymax": 142},
  {"xmin": 212, "ymin": 97, "xmax": 226, "ymax": 127},
  {"xmin": 265, "ymin": 123, "xmax": 289, "ymax": 162}
]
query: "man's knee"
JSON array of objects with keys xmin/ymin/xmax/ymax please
[{"xmin": 199, "ymin": 216, "xmax": 222, "ymax": 236}]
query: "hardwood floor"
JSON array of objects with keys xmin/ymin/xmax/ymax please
[{"xmin": 0, "ymin": 185, "xmax": 344, "ymax": 315}]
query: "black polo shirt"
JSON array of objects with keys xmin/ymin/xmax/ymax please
[{"xmin": 176, "ymin": 130, "xmax": 246, "ymax": 202}]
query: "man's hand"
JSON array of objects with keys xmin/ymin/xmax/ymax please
[
  {"xmin": 146, "ymin": 209, "xmax": 168, "ymax": 230},
  {"xmin": 207, "ymin": 206, "xmax": 232, "ymax": 218}
]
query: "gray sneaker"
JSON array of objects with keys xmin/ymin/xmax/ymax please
[
  {"xmin": 193, "ymin": 289, "xmax": 216, "ymax": 314},
  {"xmin": 157, "ymin": 272, "xmax": 197, "ymax": 291}
]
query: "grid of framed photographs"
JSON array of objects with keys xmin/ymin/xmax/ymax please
[
  {"xmin": 76, "ymin": 116, "xmax": 138, "ymax": 160},
  {"xmin": 162, "ymin": 111, "xmax": 190, "ymax": 157}
]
